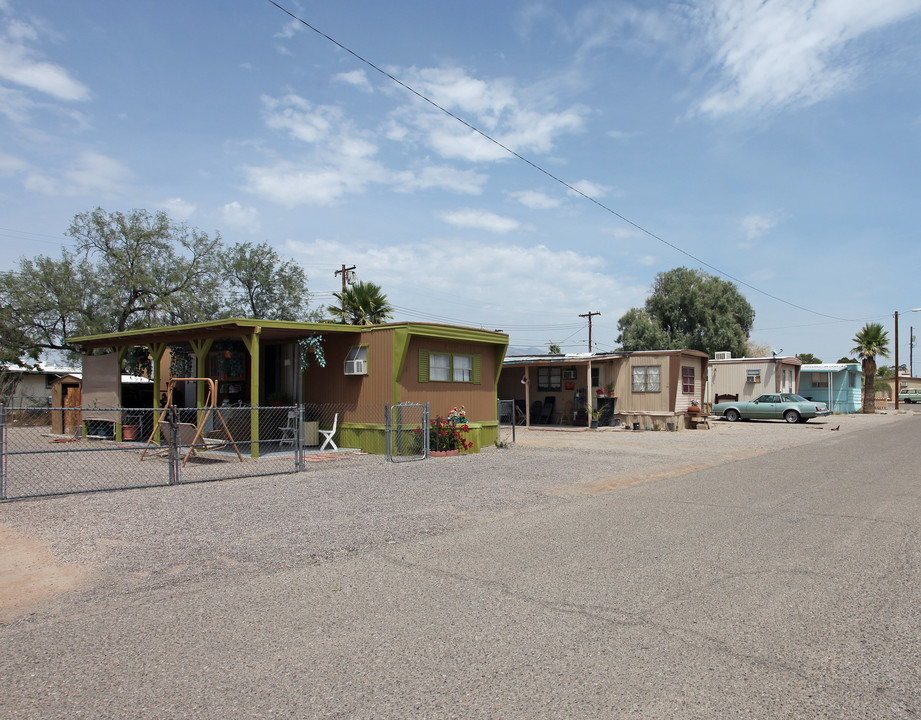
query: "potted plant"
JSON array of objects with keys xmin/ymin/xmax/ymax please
[
  {"xmin": 688, "ymin": 399, "xmax": 700, "ymax": 414},
  {"xmin": 590, "ymin": 406, "xmax": 604, "ymax": 429},
  {"xmin": 605, "ymin": 382, "xmax": 616, "ymax": 398},
  {"xmin": 595, "ymin": 387, "xmax": 605, "ymax": 398}
]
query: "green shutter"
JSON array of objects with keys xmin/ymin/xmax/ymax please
[
  {"xmin": 472, "ymin": 354, "xmax": 481, "ymax": 384},
  {"xmin": 418, "ymin": 349, "xmax": 429, "ymax": 383}
]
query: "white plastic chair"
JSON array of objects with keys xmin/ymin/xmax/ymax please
[{"xmin": 319, "ymin": 413, "xmax": 338, "ymax": 451}]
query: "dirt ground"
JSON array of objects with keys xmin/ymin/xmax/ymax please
[
  {"xmin": 2, "ymin": 409, "xmax": 913, "ymax": 619},
  {"xmin": 0, "ymin": 525, "xmax": 88, "ymax": 618}
]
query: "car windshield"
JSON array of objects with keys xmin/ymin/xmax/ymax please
[{"xmin": 781, "ymin": 394, "xmax": 807, "ymax": 402}]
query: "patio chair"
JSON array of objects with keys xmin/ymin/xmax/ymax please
[
  {"xmin": 538, "ymin": 396, "xmax": 556, "ymax": 424},
  {"xmin": 319, "ymin": 413, "xmax": 339, "ymax": 451},
  {"xmin": 279, "ymin": 410, "xmax": 298, "ymax": 447}
]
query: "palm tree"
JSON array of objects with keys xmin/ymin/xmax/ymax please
[
  {"xmin": 327, "ymin": 281, "xmax": 394, "ymax": 325},
  {"xmin": 851, "ymin": 322, "xmax": 890, "ymax": 414}
]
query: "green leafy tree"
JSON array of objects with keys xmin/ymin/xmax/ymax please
[
  {"xmin": 1, "ymin": 208, "xmax": 223, "ymax": 364},
  {"xmin": 221, "ymin": 241, "xmax": 314, "ymax": 320},
  {"xmin": 616, "ymin": 267, "xmax": 754, "ymax": 357},
  {"xmin": 327, "ymin": 281, "xmax": 393, "ymax": 325},
  {"xmin": 548, "ymin": 343, "xmax": 562, "ymax": 355},
  {"xmin": 67, "ymin": 207, "xmax": 222, "ymax": 330},
  {"xmin": 837, "ymin": 356, "xmax": 858, "ymax": 364},
  {"xmin": 796, "ymin": 353, "xmax": 822, "ymax": 364},
  {"xmin": 0, "ymin": 249, "xmax": 101, "ymax": 364},
  {"xmin": 851, "ymin": 322, "xmax": 890, "ymax": 414}
]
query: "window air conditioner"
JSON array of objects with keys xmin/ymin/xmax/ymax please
[
  {"xmin": 714, "ymin": 351, "xmax": 732, "ymax": 360},
  {"xmin": 344, "ymin": 359, "xmax": 367, "ymax": 375}
]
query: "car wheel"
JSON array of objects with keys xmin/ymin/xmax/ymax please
[
  {"xmin": 725, "ymin": 409, "xmax": 741, "ymax": 422},
  {"xmin": 784, "ymin": 409, "xmax": 800, "ymax": 424}
]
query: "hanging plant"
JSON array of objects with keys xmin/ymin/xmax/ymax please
[
  {"xmin": 168, "ymin": 344, "xmax": 192, "ymax": 378},
  {"xmin": 213, "ymin": 341, "xmax": 244, "ymax": 380},
  {"xmin": 124, "ymin": 346, "xmax": 152, "ymax": 378},
  {"xmin": 298, "ymin": 334, "xmax": 326, "ymax": 372}
]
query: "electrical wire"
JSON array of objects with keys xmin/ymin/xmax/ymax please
[{"xmin": 263, "ymin": 0, "xmax": 855, "ymax": 323}]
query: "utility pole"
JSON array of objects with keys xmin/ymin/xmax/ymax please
[
  {"xmin": 579, "ymin": 311, "xmax": 601, "ymax": 352},
  {"xmin": 334, "ymin": 265, "xmax": 356, "ymax": 294}
]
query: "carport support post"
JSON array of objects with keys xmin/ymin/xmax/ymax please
[
  {"xmin": 189, "ymin": 339, "xmax": 214, "ymax": 423},
  {"xmin": 150, "ymin": 343, "xmax": 167, "ymax": 444},
  {"xmin": 242, "ymin": 328, "xmax": 261, "ymax": 458}
]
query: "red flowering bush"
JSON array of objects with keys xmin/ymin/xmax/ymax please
[{"xmin": 426, "ymin": 406, "xmax": 472, "ymax": 451}]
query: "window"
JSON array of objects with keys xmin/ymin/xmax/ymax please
[
  {"xmin": 430, "ymin": 353, "xmax": 451, "ymax": 381},
  {"xmin": 344, "ymin": 345, "xmax": 369, "ymax": 375},
  {"xmin": 346, "ymin": 345, "xmax": 368, "ymax": 363},
  {"xmin": 811, "ymin": 376, "xmax": 828, "ymax": 388},
  {"xmin": 746, "ymin": 369, "xmax": 761, "ymax": 383},
  {"xmin": 453, "ymin": 355, "xmax": 472, "ymax": 382},
  {"xmin": 681, "ymin": 366, "xmax": 695, "ymax": 393},
  {"xmin": 538, "ymin": 366, "xmax": 562, "ymax": 391},
  {"xmin": 632, "ymin": 365, "xmax": 661, "ymax": 393},
  {"xmin": 418, "ymin": 350, "xmax": 481, "ymax": 384},
  {"xmin": 849, "ymin": 372, "xmax": 856, "ymax": 389}
]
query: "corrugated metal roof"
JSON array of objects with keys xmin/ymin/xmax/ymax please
[{"xmin": 799, "ymin": 364, "xmax": 859, "ymax": 372}]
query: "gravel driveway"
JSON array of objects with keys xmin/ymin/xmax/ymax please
[{"xmin": 1, "ymin": 410, "xmax": 909, "ymax": 619}]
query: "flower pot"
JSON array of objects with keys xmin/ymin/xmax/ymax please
[
  {"xmin": 122, "ymin": 424, "xmax": 139, "ymax": 441},
  {"xmin": 687, "ymin": 406, "xmax": 699, "ymax": 414},
  {"xmin": 430, "ymin": 449, "xmax": 459, "ymax": 457}
]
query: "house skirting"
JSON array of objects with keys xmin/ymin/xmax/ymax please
[
  {"xmin": 615, "ymin": 411, "xmax": 687, "ymax": 431},
  {"xmin": 339, "ymin": 421, "xmax": 497, "ymax": 455}
]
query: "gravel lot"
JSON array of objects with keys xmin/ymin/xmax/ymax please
[{"xmin": 1, "ymin": 409, "xmax": 912, "ymax": 620}]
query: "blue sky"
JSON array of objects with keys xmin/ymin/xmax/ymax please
[{"xmin": 2, "ymin": 0, "xmax": 921, "ymax": 367}]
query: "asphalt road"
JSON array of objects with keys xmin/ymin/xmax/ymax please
[{"xmin": 3, "ymin": 416, "xmax": 920, "ymax": 719}]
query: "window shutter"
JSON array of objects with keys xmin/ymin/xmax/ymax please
[
  {"xmin": 472, "ymin": 354, "xmax": 481, "ymax": 384},
  {"xmin": 418, "ymin": 349, "xmax": 429, "ymax": 383}
]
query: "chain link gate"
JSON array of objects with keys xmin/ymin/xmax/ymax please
[
  {"xmin": 497, "ymin": 399, "xmax": 517, "ymax": 446},
  {"xmin": 386, "ymin": 402, "xmax": 428, "ymax": 462}
]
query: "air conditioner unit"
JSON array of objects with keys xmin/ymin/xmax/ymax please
[
  {"xmin": 714, "ymin": 351, "xmax": 732, "ymax": 360},
  {"xmin": 344, "ymin": 359, "xmax": 367, "ymax": 375}
]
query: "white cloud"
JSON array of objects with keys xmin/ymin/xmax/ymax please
[
  {"xmin": 510, "ymin": 189, "xmax": 562, "ymax": 209},
  {"xmin": 287, "ymin": 235, "xmax": 639, "ymax": 348},
  {"xmin": 261, "ymin": 94, "xmax": 340, "ymax": 143},
  {"xmin": 392, "ymin": 165, "xmax": 487, "ymax": 195},
  {"xmin": 437, "ymin": 208, "xmax": 521, "ymax": 233},
  {"xmin": 334, "ymin": 69, "xmax": 373, "ymax": 93},
  {"xmin": 274, "ymin": 18, "xmax": 303, "ymax": 40},
  {"xmin": 391, "ymin": 66, "xmax": 586, "ymax": 162},
  {"xmin": 220, "ymin": 201, "xmax": 260, "ymax": 232},
  {"xmin": 567, "ymin": 179, "xmax": 610, "ymax": 199},
  {"xmin": 23, "ymin": 151, "xmax": 130, "ymax": 196},
  {"xmin": 0, "ymin": 151, "xmax": 28, "ymax": 176},
  {"xmin": 246, "ymin": 94, "xmax": 388, "ymax": 206},
  {"xmin": 0, "ymin": 16, "xmax": 89, "ymax": 101},
  {"xmin": 160, "ymin": 197, "xmax": 197, "ymax": 221},
  {"xmin": 740, "ymin": 212, "xmax": 778, "ymax": 241},
  {"xmin": 694, "ymin": 0, "xmax": 921, "ymax": 117}
]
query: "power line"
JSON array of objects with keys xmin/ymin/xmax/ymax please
[{"xmin": 263, "ymin": 0, "xmax": 854, "ymax": 323}]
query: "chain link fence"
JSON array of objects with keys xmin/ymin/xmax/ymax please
[{"xmin": 0, "ymin": 402, "xmax": 360, "ymax": 500}]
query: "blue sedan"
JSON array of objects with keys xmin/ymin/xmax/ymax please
[{"xmin": 713, "ymin": 393, "xmax": 831, "ymax": 423}]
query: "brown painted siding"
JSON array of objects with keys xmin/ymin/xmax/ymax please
[
  {"xmin": 303, "ymin": 331, "xmax": 393, "ymax": 409},
  {"xmin": 400, "ymin": 337, "xmax": 498, "ymax": 421}
]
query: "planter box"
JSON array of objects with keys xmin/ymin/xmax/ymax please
[{"xmin": 430, "ymin": 449, "xmax": 459, "ymax": 457}]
